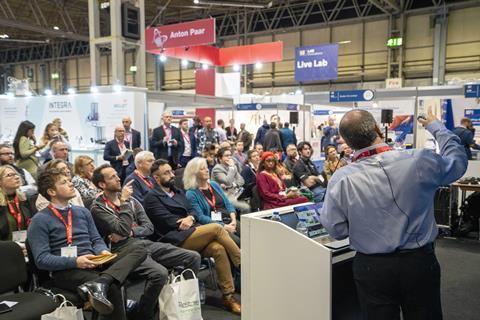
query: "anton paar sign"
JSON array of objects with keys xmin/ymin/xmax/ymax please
[
  {"xmin": 294, "ymin": 44, "xmax": 338, "ymax": 82},
  {"xmin": 146, "ymin": 18, "xmax": 216, "ymax": 50}
]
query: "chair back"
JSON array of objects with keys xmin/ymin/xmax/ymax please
[
  {"xmin": 174, "ymin": 167, "xmax": 185, "ymax": 191},
  {"xmin": 0, "ymin": 241, "xmax": 28, "ymax": 293},
  {"xmin": 249, "ymin": 185, "xmax": 263, "ymax": 212}
]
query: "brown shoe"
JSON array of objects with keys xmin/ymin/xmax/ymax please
[{"xmin": 223, "ymin": 294, "xmax": 241, "ymax": 315}]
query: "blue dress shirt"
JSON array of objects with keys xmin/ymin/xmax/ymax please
[{"xmin": 320, "ymin": 121, "xmax": 468, "ymax": 254}]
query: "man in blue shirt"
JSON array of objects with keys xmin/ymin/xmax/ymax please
[
  {"xmin": 280, "ymin": 122, "xmax": 297, "ymax": 151},
  {"xmin": 321, "ymin": 117, "xmax": 340, "ymax": 150},
  {"xmin": 320, "ymin": 109, "xmax": 467, "ymax": 320},
  {"xmin": 452, "ymin": 117, "xmax": 480, "ymax": 160}
]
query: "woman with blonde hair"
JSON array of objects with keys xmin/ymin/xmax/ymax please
[
  {"xmin": 72, "ymin": 156, "xmax": 100, "ymax": 208},
  {"xmin": 0, "ymin": 165, "xmax": 37, "ymax": 241},
  {"xmin": 323, "ymin": 145, "xmax": 345, "ymax": 181},
  {"xmin": 40, "ymin": 123, "xmax": 70, "ymax": 163},
  {"xmin": 52, "ymin": 118, "xmax": 69, "ymax": 141}
]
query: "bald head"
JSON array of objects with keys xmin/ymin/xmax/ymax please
[
  {"xmin": 115, "ymin": 125, "xmax": 125, "ymax": 140},
  {"xmin": 204, "ymin": 117, "xmax": 212, "ymax": 129},
  {"xmin": 122, "ymin": 116, "xmax": 132, "ymax": 130},
  {"xmin": 339, "ymin": 110, "xmax": 379, "ymax": 150}
]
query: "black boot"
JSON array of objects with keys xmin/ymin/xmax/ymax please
[{"xmin": 77, "ymin": 281, "xmax": 114, "ymax": 315}]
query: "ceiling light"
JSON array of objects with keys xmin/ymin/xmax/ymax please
[
  {"xmin": 181, "ymin": 59, "xmax": 189, "ymax": 67},
  {"xmin": 338, "ymin": 40, "xmax": 351, "ymax": 44},
  {"xmin": 193, "ymin": 0, "xmax": 199, "ymax": 3},
  {"xmin": 6, "ymin": 92, "xmax": 14, "ymax": 98},
  {"xmin": 159, "ymin": 55, "xmax": 167, "ymax": 62},
  {"xmin": 113, "ymin": 84, "xmax": 122, "ymax": 92},
  {"xmin": 295, "ymin": 89, "xmax": 303, "ymax": 95},
  {"xmin": 67, "ymin": 87, "xmax": 75, "ymax": 94},
  {"xmin": 233, "ymin": 64, "xmax": 240, "ymax": 72},
  {"xmin": 90, "ymin": 86, "xmax": 98, "ymax": 93},
  {"xmin": 53, "ymin": 26, "xmax": 60, "ymax": 30},
  {"xmin": 194, "ymin": 0, "xmax": 268, "ymax": 8},
  {"xmin": 202, "ymin": 63, "xmax": 209, "ymax": 70},
  {"xmin": 255, "ymin": 62, "xmax": 263, "ymax": 70},
  {"xmin": 0, "ymin": 34, "xmax": 8, "ymax": 39},
  {"xmin": 25, "ymin": 91, "xmax": 32, "ymax": 97},
  {"xmin": 44, "ymin": 89, "xmax": 53, "ymax": 96}
]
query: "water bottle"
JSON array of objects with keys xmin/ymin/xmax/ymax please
[
  {"xmin": 271, "ymin": 211, "xmax": 282, "ymax": 222},
  {"xmin": 199, "ymin": 280, "xmax": 206, "ymax": 305},
  {"xmin": 296, "ymin": 218, "xmax": 309, "ymax": 237}
]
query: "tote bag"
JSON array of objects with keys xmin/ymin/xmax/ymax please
[{"xmin": 41, "ymin": 294, "xmax": 83, "ymax": 320}]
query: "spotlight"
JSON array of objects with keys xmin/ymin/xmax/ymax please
[
  {"xmin": 255, "ymin": 62, "xmax": 263, "ymax": 70},
  {"xmin": 67, "ymin": 87, "xmax": 75, "ymax": 94},
  {"xmin": 181, "ymin": 59, "xmax": 189, "ymax": 67},
  {"xmin": 53, "ymin": 26, "xmax": 60, "ymax": 30},
  {"xmin": 159, "ymin": 55, "xmax": 167, "ymax": 62},
  {"xmin": 90, "ymin": 86, "xmax": 99, "ymax": 93},
  {"xmin": 202, "ymin": 63, "xmax": 209, "ymax": 70},
  {"xmin": 44, "ymin": 89, "xmax": 53, "ymax": 96},
  {"xmin": 6, "ymin": 92, "xmax": 14, "ymax": 98},
  {"xmin": 295, "ymin": 89, "xmax": 303, "ymax": 95},
  {"xmin": 25, "ymin": 91, "xmax": 32, "ymax": 97},
  {"xmin": 233, "ymin": 64, "xmax": 240, "ymax": 72},
  {"xmin": 113, "ymin": 84, "xmax": 122, "ymax": 92}
]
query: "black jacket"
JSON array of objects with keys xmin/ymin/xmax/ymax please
[
  {"xmin": 143, "ymin": 185, "xmax": 198, "ymax": 246},
  {"xmin": 130, "ymin": 129, "xmax": 142, "ymax": 149},
  {"xmin": 151, "ymin": 126, "xmax": 183, "ymax": 164},
  {"xmin": 103, "ymin": 139, "xmax": 133, "ymax": 178},
  {"xmin": 263, "ymin": 129, "xmax": 283, "ymax": 152},
  {"xmin": 0, "ymin": 195, "xmax": 37, "ymax": 241}
]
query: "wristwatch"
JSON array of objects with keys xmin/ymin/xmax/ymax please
[{"xmin": 190, "ymin": 215, "xmax": 196, "ymax": 223}]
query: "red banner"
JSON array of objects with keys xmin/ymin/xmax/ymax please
[{"xmin": 146, "ymin": 18, "xmax": 216, "ymax": 50}]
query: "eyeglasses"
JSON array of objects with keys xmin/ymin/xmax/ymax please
[{"xmin": 0, "ymin": 152, "xmax": 14, "ymax": 156}]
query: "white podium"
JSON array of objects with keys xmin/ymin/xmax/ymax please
[{"xmin": 241, "ymin": 204, "xmax": 359, "ymax": 320}]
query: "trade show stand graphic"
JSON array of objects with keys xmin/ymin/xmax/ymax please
[{"xmin": 241, "ymin": 203, "xmax": 360, "ymax": 320}]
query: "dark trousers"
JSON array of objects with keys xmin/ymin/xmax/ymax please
[
  {"xmin": 132, "ymin": 240, "xmax": 201, "ymax": 320},
  {"xmin": 179, "ymin": 155, "xmax": 193, "ymax": 168},
  {"xmin": 353, "ymin": 244, "xmax": 442, "ymax": 320},
  {"xmin": 52, "ymin": 241, "xmax": 147, "ymax": 320}
]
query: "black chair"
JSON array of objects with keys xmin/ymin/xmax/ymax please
[
  {"xmin": 174, "ymin": 167, "xmax": 186, "ymax": 191},
  {"xmin": 249, "ymin": 185, "xmax": 263, "ymax": 212},
  {"xmin": 0, "ymin": 241, "xmax": 58, "ymax": 320}
]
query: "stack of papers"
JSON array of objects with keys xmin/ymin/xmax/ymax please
[{"xmin": 89, "ymin": 253, "xmax": 118, "ymax": 265}]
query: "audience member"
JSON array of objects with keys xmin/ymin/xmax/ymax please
[
  {"xmin": 184, "ymin": 158, "xmax": 240, "ymax": 247},
  {"xmin": 0, "ymin": 144, "xmax": 37, "ymax": 195},
  {"xmin": 283, "ymin": 144, "xmax": 298, "ymax": 173},
  {"xmin": 254, "ymin": 143, "xmax": 264, "ymax": 156},
  {"xmin": 13, "ymin": 120, "xmax": 47, "ymax": 177},
  {"xmin": 123, "ymin": 151, "xmax": 156, "ymax": 203},
  {"xmin": 28, "ymin": 168, "xmax": 147, "ymax": 319},
  {"xmin": 293, "ymin": 142, "xmax": 326, "ymax": 202},
  {"xmin": 40, "ymin": 123, "xmax": 70, "ymax": 163},
  {"xmin": 225, "ymin": 119, "xmax": 237, "ymax": 144},
  {"xmin": 340, "ymin": 143, "xmax": 353, "ymax": 163},
  {"xmin": 241, "ymin": 150, "xmax": 260, "ymax": 186},
  {"xmin": 122, "ymin": 116, "xmax": 141, "ymax": 149},
  {"xmin": 216, "ymin": 119, "xmax": 228, "ymax": 143},
  {"xmin": 196, "ymin": 116, "xmax": 220, "ymax": 151},
  {"xmin": 125, "ymin": 147, "xmax": 144, "ymax": 178},
  {"xmin": 45, "ymin": 141, "xmax": 73, "ymax": 174},
  {"xmin": 104, "ymin": 126, "xmax": 133, "ymax": 184},
  {"xmin": 36, "ymin": 159, "xmax": 84, "ymax": 210},
  {"xmin": 263, "ymin": 122, "xmax": 283, "ymax": 152},
  {"xmin": 178, "ymin": 118, "xmax": 197, "ymax": 167},
  {"xmin": 452, "ymin": 117, "xmax": 480, "ymax": 160},
  {"xmin": 52, "ymin": 118, "xmax": 69, "ymax": 141},
  {"xmin": 0, "ymin": 165, "xmax": 36, "ymax": 241},
  {"xmin": 91, "ymin": 164, "xmax": 200, "ymax": 320},
  {"xmin": 143, "ymin": 160, "xmax": 241, "ymax": 315},
  {"xmin": 203, "ymin": 143, "xmax": 218, "ymax": 175},
  {"xmin": 189, "ymin": 116, "xmax": 203, "ymax": 137},
  {"xmin": 324, "ymin": 145, "xmax": 346, "ymax": 182},
  {"xmin": 151, "ymin": 112, "xmax": 182, "ymax": 168},
  {"xmin": 72, "ymin": 156, "xmax": 100, "ymax": 208},
  {"xmin": 232, "ymin": 141, "xmax": 247, "ymax": 167},
  {"xmin": 280, "ymin": 122, "xmax": 297, "ymax": 151},
  {"xmin": 322, "ymin": 117, "xmax": 340, "ymax": 150},
  {"xmin": 256, "ymin": 152, "xmax": 308, "ymax": 209},
  {"xmin": 237, "ymin": 123, "xmax": 252, "ymax": 151},
  {"xmin": 254, "ymin": 120, "xmax": 270, "ymax": 146}
]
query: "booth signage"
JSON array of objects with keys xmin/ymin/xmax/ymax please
[
  {"xmin": 146, "ymin": 18, "xmax": 215, "ymax": 50},
  {"xmin": 465, "ymin": 84, "xmax": 480, "ymax": 98},
  {"xmin": 294, "ymin": 44, "xmax": 338, "ymax": 82},
  {"xmin": 171, "ymin": 110, "xmax": 185, "ymax": 116},
  {"xmin": 286, "ymin": 104, "xmax": 299, "ymax": 111},
  {"xmin": 237, "ymin": 103, "xmax": 263, "ymax": 111},
  {"xmin": 313, "ymin": 110, "xmax": 331, "ymax": 116},
  {"xmin": 465, "ymin": 109, "xmax": 480, "ymax": 126},
  {"xmin": 329, "ymin": 89, "xmax": 375, "ymax": 102}
]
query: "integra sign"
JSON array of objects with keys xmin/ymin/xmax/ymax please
[{"xmin": 49, "ymin": 101, "xmax": 72, "ymax": 110}]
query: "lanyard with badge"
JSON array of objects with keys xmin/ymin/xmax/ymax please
[
  {"xmin": 134, "ymin": 170, "xmax": 154, "ymax": 189},
  {"xmin": 201, "ymin": 184, "xmax": 222, "ymax": 221},
  {"xmin": 102, "ymin": 195, "xmax": 120, "ymax": 214},
  {"xmin": 48, "ymin": 204, "xmax": 77, "ymax": 258},
  {"xmin": 8, "ymin": 196, "xmax": 27, "ymax": 242}
]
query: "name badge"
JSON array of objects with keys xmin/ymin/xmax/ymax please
[
  {"xmin": 12, "ymin": 230, "xmax": 27, "ymax": 243},
  {"xmin": 61, "ymin": 246, "xmax": 78, "ymax": 258},
  {"xmin": 211, "ymin": 211, "xmax": 222, "ymax": 222}
]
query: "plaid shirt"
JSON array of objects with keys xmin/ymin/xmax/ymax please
[{"xmin": 196, "ymin": 127, "xmax": 220, "ymax": 152}]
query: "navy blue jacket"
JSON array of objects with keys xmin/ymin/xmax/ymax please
[
  {"xmin": 178, "ymin": 130, "xmax": 198, "ymax": 158},
  {"xmin": 130, "ymin": 129, "xmax": 142, "ymax": 149},
  {"xmin": 280, "ymin": 128, "xmax": 297, "ymax": 150},
  {"xmin": 452, "ymin": 126, "xmax": 475, "ymax": 160},
  {"xmin": 103, "ymin": 139, "xmax": 133, "ymax": 178},
  {"xmin": 254, "ymin": 123, "xmax": 270, "ymax": 146},
  {"xmin": 124, "ymin": 171, "xmax": 156, "ymax": 204}
]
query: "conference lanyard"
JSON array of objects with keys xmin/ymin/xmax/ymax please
[
  {"xmin": 48, "ymin": 204, "xmax": 73, "ymax": 246},
  {"xmin": 135, "ymin": 170, "xmax": 153, "ymax": 189},
  {"xmin": 182, "ymin": 131, "xmax": 190, "ymax": 144},
  {"xmin": 102, "ymin": 195, "xmax": 120, "ymax": 214},
  {"xmin": 7, "ymin": 196, "xmax": 23, "ymax": 230},
  {"xmin": 200, "ymin": 183, "xmax": 216, "ymax": 211},
  {"xmin": 352, "ymin": 146, "xmax": 392, "ymax": 162},
  {"xmin": 163, "ymin": 125, "xmax": 172, "ymax": 140}
]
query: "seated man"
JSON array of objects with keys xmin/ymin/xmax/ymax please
[
  {"xmin": 143, "ymin": 159, "xmax": 242, "ymax": 315},
  {"xmin": 292, "ymin": 141, "xmax": 326, "ymax": 202},
  {"xmin": 124, "ymin": 151, "xmax": 156, "ymax": 203},
  {"xmin": 28, "ymin": 168, "xmax": 147, "ymax": 319},
  {"xmin": 90, "ymin": 164, "xmax": 201, "ymax": 320}
]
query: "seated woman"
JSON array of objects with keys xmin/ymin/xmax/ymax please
[
  {"xmin": 36, "ymin": 159, "xmax": 84, "ymax": 210},
  {"xmin": 212, "ymin": 147, "xmax": 249, "ymax": 212},
  {"xmin": 72, "ymin": 156, "xmax": 100, "ymax": 208},
  {"xmin": 256, "ymin": 152, "xmax": 308, "ymax": 210},
  {"xmin": 323, "ymin": 145, "xmax": 346, "ymax": 182},
  {"xmin": 184, "ymin": 157, "xmax": 240, "ymax": 247},
  {"xmin": 0, "ymin": 165, "xmax": 37, "ymax": 242},
  {"xmin": 39, "ymin": 123, "xmax": 70, "ymax": 163},
  {"xmin": 241, "ymin": 150, "xmax": 260, "ymax": 186}
]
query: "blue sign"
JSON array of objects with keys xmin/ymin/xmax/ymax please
[
  {"xmin": 287, "ymin": 104, "xmax": 298, "ymax": 111},
  {"xmin": 465, "ymin": 84, "xmax": 480, "ymax": 98},
  {"xmin": 441, "ymin": 99, "xmax": 454, "ymax": 130},
  {"xmin": 236, "ymin": 103, "xmax": 262, "ymax": 111},
  {"xmin": 329, "ymin": 90, "xmax": 375, "ymax": 102},
  {"xmin": 465, "ymin": 109, "xmax": 480, "ymax": 126},
  {"xmin": 171, "ymin": 110, "xmax": 185, "ymax": 116},
  {"xmin": 295, "ymin": 44, "xmax": 338, "ymax": 82},
  {"xmin": 313, "ymin": 110, "xmax": 331, "ymax": 116}
]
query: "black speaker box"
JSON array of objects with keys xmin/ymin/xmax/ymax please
[
  {"xmin": 289, "ymin": 112, "xmax": 299, "ymax": 124},
  {"xmin": 381, "ymin": 109, "xmax": 393, "ymax": 124}
]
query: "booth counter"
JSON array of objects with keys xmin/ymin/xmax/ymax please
[{"xmin": 241, "ymin": 204, "xmax": 360, "ymax": 320}]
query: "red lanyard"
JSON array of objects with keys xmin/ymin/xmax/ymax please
[
  {"xmin": 200, "ymin": 183, "xmax": 216, "ymax": 210},
  {"xmin": 182, "ymin": 131, "xmax": 190, "ymax": 144},
  {"xmin": 102, "ymin": 195, "xmax": 120, "ymax": 214},
  {"xmin": 7, "ymin": 196, "xmax": 23, "ymax": 230},
  {"xmin": 48, "ymin": 204, "xmax": 73, "ymax": 245},
  {"xmin": 163, "ymin": 125, "xmax": 172, "ymax": 139},
  {"xmin": 135, "ymin": 170, "xmax": 153, "ymax": 189},
  {"xmin": 352, "ymin": 146, "xmax": 392, "ymax": 162},
  {"xmin": 117, "ymin": 139, "xmax": 125, "ymax": 150}
]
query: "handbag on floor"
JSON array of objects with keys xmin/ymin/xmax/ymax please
[
  {"xmin": 41, "ymin": 294, "xmax": 83, "ymax": 320},
  {"xmin": 159, "ymin": 269, "xmax": 203, "ymax": 320}
]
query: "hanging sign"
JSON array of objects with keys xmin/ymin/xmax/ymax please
[
  {"xmin": 465, "ymin": 84, "xmax": 480, "ymax": 98},
  {"xmin": 295, "ymin": 44, "xmax": 338, "ymax": 82},
  {"xmin": 329, "ymin": 90, "xmax": 375, "ymax": 102}
]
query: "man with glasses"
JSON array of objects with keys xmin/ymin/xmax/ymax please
[
  {"xmin": 0, "ymin": 144, "xmax": 37, "ymax": 195},
  {"xmin": 292, "ymin": 141, "xmax": 326, "ymax": 202}
]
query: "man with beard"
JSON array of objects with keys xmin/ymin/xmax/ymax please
[
  {"xmin": 143, "ymin": 160, "xmax": 242, "ymax": 315},
  {"xmin": 292, "ymin": 141, "xmax": 326, "ymax": 202},
  {"xmin": 196, "ymin": 116, "xmax": 220, "ymax": 152},
  {"xmin": 90, "ymin": 164, "xmax": 200, "ymax": 320},
  {"xmin": 283, "ymin": 144, "xmax": 298, "ymax": 173}
]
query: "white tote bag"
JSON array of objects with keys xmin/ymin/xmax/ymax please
[
  {"xmin": 159, "ymin": 269, "xmax": 203, "ymax": 320},
  {"xmin": 41, "ymin": 294, "xmax": 84, "ymax": 320}
]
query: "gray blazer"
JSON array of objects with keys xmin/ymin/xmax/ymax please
[{"xmin": 211, "ymin": 163, "xmax": 245, "ymax": 189}]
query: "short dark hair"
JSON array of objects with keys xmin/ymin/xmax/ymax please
[
  {"xmin": 150, "ymin": 159, "xmax": 169, "ymax": 176},
  {"xmin": 245, "ymin": 149, "xmax": 258, "ymax": 165},
  {"xmin": 217, "ymin": 147, "xmax": 232, "ymax": 159},
  {"xmin": 270, "ymin": 122, "xmax": 276, "ymax": 129},
  {"xmin": 179, "ymin": 118, "xmax": 188, "ymax": 125},
  {"xmin": 339, "ymin": 110, "xmax": 378, "ymax": 150},
  {"xmin": 91, "ymin": 164, "xmax": 112, "ymax": 189},
  {"xmin": 297, "ymin": 141, "xmax": 312, "ymax": 152},
  {"xmin": 217, "ymin": 119, "xmax": 224, "ymax": 126},
  {"xmin": 38, "ymin": 168, "xmax": 68, "ymax": 201},
  {"xmin": 284, "ymin": 122, "xmax": 290, "ymax": 128}
]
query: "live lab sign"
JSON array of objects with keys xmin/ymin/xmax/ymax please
[{"xmin": 146, "ymin": 18, "xmax": 216, "ymax": 50}]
